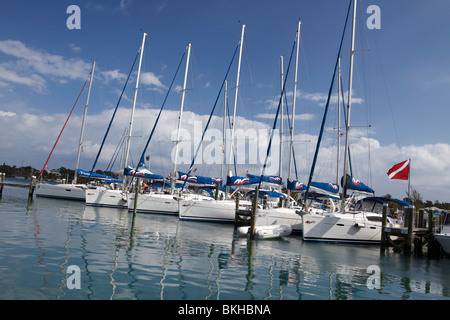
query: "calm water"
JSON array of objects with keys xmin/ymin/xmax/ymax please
[{"xmin": 0, "ymin": 179, "xmax": 449, "ymax": 301}]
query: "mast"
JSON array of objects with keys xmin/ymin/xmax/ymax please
[
  {"xmin": 287, "ymin": 19, "xmax": 301, "ymax": 207},
  {"xmin": 226, "ymin": 24, "xmax": 245, "ymax": 199},
  {"xmin": 221, "ymin": 80, "xmax": 227, "ymax": 182},
  {"xmin": 124, "ymin": 32, "xmax": 147, "ymax": 170},
  {"xmin": 74, "ymin": 60, "xmax": 96, "ymax": 184},
  {"xmin": 279, "ymin": 55, "xmax": 284, "ymax": 179},
  {"xmin": 336, "ymin": 57, "xmax": 341, "ymax": 185},
  {"xmin": 341, "ymin": 0, "xmax": 357, "ymax": 211},
  {"xmin": 172, "ymin": 42, "xmax": 192, "ymax": 194}
]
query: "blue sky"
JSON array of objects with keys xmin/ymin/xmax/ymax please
[{"xmin": 1, "ymin": 0, "xmax": 450, "ymax": 202}]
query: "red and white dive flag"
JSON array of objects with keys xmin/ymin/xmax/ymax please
[{"xmin": 387, "ymin": 160, "xmax": 410, "ymax": 180}]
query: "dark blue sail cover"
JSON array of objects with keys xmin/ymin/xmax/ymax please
[
  {"xmin": 310, "ymin": 181, "xmax": 340, "ymax": 194},
  {"xmin": 287, "ymin": 179, "xmax": 307, "ymax": 191},
  {"xmin": 178, "ymin": 172, "xmax": 222, "ymax": 185},
  {"xmin": 343, "ymin": 176, "xmax": 374, "ymax": 194},
  {"xmin": 124, "ymin": 167, "xmax": 164, "ymax": 180},
  {"xmin": 77, "ymin": 169, "xmax": 116, "ymax": 180},
  {"xmin": 287, "ymin": 179, "xmax": 339, "ymax": 194},
  {"xmin": 226, "ymin": 175, "xmax": 282, "ymax": 186},
  {"xmin": 226, "ymin": 175, "xmax": 261, "ymax": 186},
  {"xmin": 246, "ymin": 189, "xmax": 287, "ymax": 199},
  {"xmin": 246, "ymin": 174, "xmax": 282, "ymax": 185}
]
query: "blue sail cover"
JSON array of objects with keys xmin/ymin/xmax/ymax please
[
  {"xmin": 310, "ymin": 181, "xmax": 340, "ymax": 194},
  {"xmin": 226, "ymin": 175, "xmax": 260, "ymax": 186},
  {"xmin": 246, "ymin": 189, "xmax": 286, "ymax": 199},
  {"xmin": 359, "ymin": 197, "xmax": 410, "ymax": 207},
  {"xmin": 287, "ymin": 179, "xmax": 307, "ymax": 191},
  {"xmin": 124, "ymin": 167, "xmax": 164, "ymax": 180},
  {"xmin": 345, "ymin": 176, "xmax": 374, "ymax": 194},
  {"xmin": 246, "ymin": 174, "xmax": 282, "ymax": 185},
  {"xmin": 178, "ymin": 172, "xmax": 222, "ymax": 185},
  {"xmin": 226, "ymin": 175, "xmax": 282, "ymax": 186},
  {"xmin": 77, "ymin": 169, "xmax": 116, "ymax": 180}
]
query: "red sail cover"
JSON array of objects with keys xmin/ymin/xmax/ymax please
[{"xmin": 387, "ymin": 160, "xmax": 409, "ymax": 180}]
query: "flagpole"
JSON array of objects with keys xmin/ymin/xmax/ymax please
[{"xmin": 408, "ymin": 158, "xmax": 411, "ymax": 202}]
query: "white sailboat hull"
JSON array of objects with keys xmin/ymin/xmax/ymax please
[
  {"xmin": 255, "ymin": 207, "xmax": 303, "ymax": 233},
  {"xmin": 36, "ymin": 183, "xmax": 85, "ymax": 201},
  {"xmin": 434, "ymin": 233, "xmax": 450, "ymax": 254},
  {"xmin": 85, "ymin": 188, "xmax": 127, "ymax": 208},
  {"xmin": 301, "ymin": 212, "xmax": 384, "ymax": 244},
  {"xmin": 178, "ymin": 198, "xmax": 252, "ymax": 223},
  {"xmin": 127, "ymin": 192, "xmax": 181, "ymax": 215}
]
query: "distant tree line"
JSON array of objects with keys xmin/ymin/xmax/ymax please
[
  {"xmin": 0, "ymin": 163, "xmax": 112, "ymax": 183},
  {"xmin": 1, "ymin": 163, "xmax": 449, "ymax": 210}
]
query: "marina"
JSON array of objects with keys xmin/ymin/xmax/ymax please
[
  {"xmin": 2, "ymin": 0, "xmax": 450, "ymax": 304},
  {"xmin": 0, "ymin": 178, "xmax": 449, "ymax": 301}
]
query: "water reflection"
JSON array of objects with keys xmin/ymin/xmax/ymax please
[{"xmin": 0, "ymin": 190, "xmax": 449, "ymax": 300}]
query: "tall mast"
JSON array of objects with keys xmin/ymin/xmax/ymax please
[
  {"xmin": 74, "ymin": 60, "xmax": 96, "ymax": 184},
  {"xmin": 221, "ymin": 80, "xmax": 227, "ymax": 182},
  {"xmin": 172, "ymin": 42, "xmax": 192, "ymax": 194},
  {"xmin": 279, "ymin": 56, "xmax": 284, "ymax": 178},
  {"xmin": 124, "ymin": 32, "xmax": 147, "ymax": 170},
  {"xmin": 341, "ymin": 0, "xmax": 357, "ymax": 210},
  {"xmin": 336, "ymin": 57, "xmax": 342, "ymax": 185},
  {"xmin": 226, "ymin": 24, "xmax": 245, "ymax": 199},
  {"xmin": 287, "ymin": 19, "xmax": 301, "ymax": 207}
]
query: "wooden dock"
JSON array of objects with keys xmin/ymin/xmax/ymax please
[
  {"xmin": 0, "ymin": 173, "xmax": 36, "ymax": 202},
  {"xmin": 381, "ymin": 204, "xmax": 443, "ymax": 255}
]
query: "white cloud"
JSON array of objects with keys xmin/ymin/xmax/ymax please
[
  {"xmin": 0, "ymin": 110, "xmax": 16, "ymax": 117},
  {"xmin": 0, "ymin": 40, "xmax": 91, "ymax": 81},
  {"xmin": 0, "ymin": 64, "xmax": 47, "ymax": 93},
  {"xmin": 99, "ymin": 69, "xmax": 127, "ymax": 83},
  {"xmin": 140, "ymin": 72, "xmax": 166, "ymax": 89}
]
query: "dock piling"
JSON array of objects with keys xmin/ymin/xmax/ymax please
[
  {"xmin": 249, "ymin": 187, "xmax": 259, "ymax": 239},
  {"xmin": 133, "ymin": 178, "xmax": 141, "ymax": 215},
  {"xmin": 27, "ymin": 176, "xmax": 36, "ymax": 203},
  {"xmin": 405, "ymin": 206, "xmax": 414, "ymax": 253},
  {"xmin": 0, "ymin": 173, "xmax": 5, "ymax": 198}
]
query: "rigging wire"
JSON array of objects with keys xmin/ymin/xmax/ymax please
[{"xmin": 37, "ymin": 77, "xmax": 89, "ymax": 180}]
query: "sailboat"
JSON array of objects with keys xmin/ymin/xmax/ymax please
[
  {"xmin": 36, "ymin": 60, "xmax": 97, "ymax": 201},
  {"xmin": 126, "ymin": 42, "xmax": 197, "ymax": 215},
  {"xmin": 299, "ymin": 0, "xmax": 401, "ymax": 244},
  {"xmin": 178, "ymin": 24, "xmax": 258, "ymax": 222},
  {"xmin": 85, "ymin": 32, "xmax": 147, "ymax": 208}
]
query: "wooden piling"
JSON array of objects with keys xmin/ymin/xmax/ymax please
[
  {"xmin": 405, "ymin": 206, "xmax": 414, "ymax": 253},
  {"xmin": 249, "ymin": 187, "xmax": 259, "ymax": 240},
  {"xmin": 28, "ymin": 176, "xmax": 36, "ymax": 202},
  {"xmin": 428, "ymin": 210, "xmax": 434, "ymax": 234},
  {"xmin": 0, "ymin": 173, "xmax": 5, "ymax": 198},
  {"xmin": 214, "ymin": 183, "xmax": 220, "ymax": 200},
  {"xmin": 133, "ymin": 178, "xmax": 141, "ymax": 215},
  {"xmin": 418, "ymin": 209, "xmax": 425, "ymax": 228}
]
